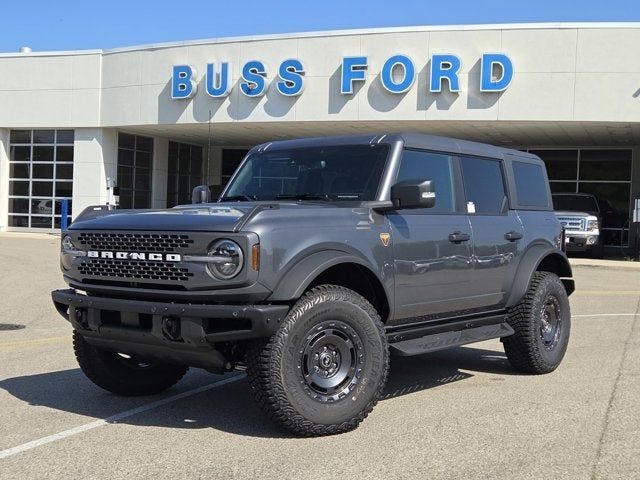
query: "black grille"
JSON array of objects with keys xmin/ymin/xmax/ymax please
[
  {"xmin": 78, "ymin": 259, "xmax": 194, "ymax": 282},
  {"xmin": 78, "ymin": 232, "xmax": 194, "ymax": 252}
]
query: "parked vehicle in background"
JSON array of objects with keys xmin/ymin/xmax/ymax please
[
  {"xmin": 552, "ymin": 193, "xmax": 603, "ymax": 258},
  {"xmin": 52, "ymin": 134, "xmax": 574, "ymax": 436}
]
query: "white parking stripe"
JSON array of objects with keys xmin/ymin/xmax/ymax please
[
  {"xmin": 573, "ymin": 313, "xmax": 639, "ymax": 318},
  {"xmin": 0, "ymin": 374, "xmax": 245, "ymax": 461}
]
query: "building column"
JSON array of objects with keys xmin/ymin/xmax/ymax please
[
  {"xmin": 152, "ymin": 137, "xmax": 168, "ymax": 209},
  {"xmin": 0, "ymin": 129, "xmax": 8, "ymax": 230},
  {"xmin": 72, "ymin": 128, "xmax": 118, "ymax": 219}
]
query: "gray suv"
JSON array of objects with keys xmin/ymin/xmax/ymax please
[{"xmin": 52, "ymin": 133, "xmax": 574, "ymax": 436}]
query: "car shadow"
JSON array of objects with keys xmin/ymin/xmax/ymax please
[{"xmin": 0, "ymin": 344, "xmax": 515, "ymax": 439}]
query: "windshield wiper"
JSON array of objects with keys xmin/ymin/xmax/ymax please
[
  {"xmin": 275, "ymin": 194, "xmax": 335, "ymax": 201},
  {"xmin": 219, "ymin": 194, "xmax": 257, "ymax": 202}
]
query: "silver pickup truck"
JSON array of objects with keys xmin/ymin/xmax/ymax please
[{"xmin": 552, "ymin": 193, "xmax": 603, "ymax": 258}]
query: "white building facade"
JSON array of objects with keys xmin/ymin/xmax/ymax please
[{"xmin": 0, "ymin": 23, "xmax": 639, "ymax": 247}]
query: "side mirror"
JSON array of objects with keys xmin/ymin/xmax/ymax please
[
  {"xmin": 192, "ymin": 185, "xmax": 211, "ymax": 204},
  {"xmin": 390, "ymin": 179, "xmax": 435, "ymax": 210}
]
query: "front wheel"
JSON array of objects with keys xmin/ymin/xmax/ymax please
[
  {"xmin": 503, "ymin": 272, "xmax": 571, "ymax": 374},
  {"xmin": 73, "ymin": 331, "xmax": 188, "ymax": 396},
  {"xmin": 246, "ymin": 285, "xmax": 389, "ymax": 436}
]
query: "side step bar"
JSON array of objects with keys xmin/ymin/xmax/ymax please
[{"xmin": 389, "ymin": 322, "xmax": 514, "ymax": 356}]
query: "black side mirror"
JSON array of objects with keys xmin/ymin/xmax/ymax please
[
  {"xmin": 192, "ymin": 185, "xmax": 211, "ymax": 204},
  {"xmin": 390, "ymin": 179, "xmax": 435, "ymax": 210}
]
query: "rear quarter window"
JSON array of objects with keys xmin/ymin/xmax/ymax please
[{"xmin": 512, "ymin": 161, "xmax": 550, "ymax": 208}]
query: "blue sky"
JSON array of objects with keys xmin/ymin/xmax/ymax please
[{"xmin": 1, "ymin": 0, "xmax": 638, "ymax": 52}]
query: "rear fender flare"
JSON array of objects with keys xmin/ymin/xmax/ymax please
[{"xmin": 506, "ymin": 245, "xmax": 574, "ymax": 308}]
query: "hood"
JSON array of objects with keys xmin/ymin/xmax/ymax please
[
  {"xmin": 554, "ymin": 210, "xmax": 599, "ymax": 218},
  {"xmin": 69, "ymin": 204, "xmax": 255, "ymax": 232},
  {"xmin": 68, "ymin": 201, "xmax": 353, "ymax": 232}
]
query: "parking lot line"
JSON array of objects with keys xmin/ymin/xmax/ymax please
[
  {"xmin": 573, "ymin": 313, "xmax": 638, "ymax": 318},
  {"xmin": 572, "ymin": 291, "xmax": 640, "ymax": 296},
  {"xmin": 0, "ymin": 336, "xmax": 70, "ymax": 350},
  {"xmin": 0, "ymin": 374, "xmax": 245, "ymax": 461}
]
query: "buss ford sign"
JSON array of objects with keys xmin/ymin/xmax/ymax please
[{"xmin": 171, "ymin": 53, "xmax": 513, "ymax": 99}]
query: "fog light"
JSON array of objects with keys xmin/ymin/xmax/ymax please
[{"xmin": 586, "ymin": 236, "xmax": 597, "ymax": 245}]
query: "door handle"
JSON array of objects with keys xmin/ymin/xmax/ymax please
[
  {"xmin": 449, "ymin": 231, "xmax": 471, "ymax": 243},
  {"xmin": 505, "ymin": 231, "xmax": 523, "ymax": 241}
]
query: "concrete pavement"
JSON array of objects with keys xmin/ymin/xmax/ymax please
[{"xmin": 0, "ymin": 233, "xmax": 638, "ymax": 479}]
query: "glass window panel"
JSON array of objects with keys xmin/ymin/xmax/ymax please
[
  {"xmin": 30, "ymin": 216, "xmax": 53, "ymax": 228},
  {"xmin": 55, "ymin": 182, "xmax": 73, "ymax": 198},
  {"xmin": 9, "ymin": 181, "xmax": 29, "ymax": 196},
  {"xmin": 9, "ymin": 163, "xmax": 30, "ymax": 179},
  {"xmin": 32, "ymin": 181, "xmax": 53, "ymax": 196},
  {"xmin": 31, "ymin": 198, "xmax": 54, "ymax": 215},
  {"xmin": 191, "ymin": 157, "xmax": 202, "ymax": 176},
  {"xmin": 118, "ymin": 166, "xmax": 134, "ymax": 189},
  {"xmin": 178, "ymin": 175, "xmax": 190, "ymax": 194},
  {"xmin": 134, "ymin": 191, "xmax": 151, "ymax": 209},
  {"xmin": 8, "ymin": 198, "xmax": 29, "ymax": 214},
  {"xmin": 460, "ymin": 157, "xmax": 507, "ymax": 214},
  {"xmin": 8, "ymin": 215, "xmax": 29, "ymax": 227},
  {"xmin": 136, "ymin": 136, "xmax": 153, "ymax": 152},
  {"xmin": 549, "ymin": 182, "xmax": 576, "ymax": 194},
  {"xmin": 118, "ymin": 133, "xmax": 135, "ymax": 149},
  {"xmin": 118, "ymin": 148, "xmax": 134, "ymax": 167},
  {"xmin": 167, "ymin": 174, "xmax": 177, "ymax": 196},
  {"xmin": 10, "ymin": 130, "xmax": 31, "ymax": 144},
  {"xmin": 136, "ymin": 151, "xmax": 151, "ymax": 169},
  {"xmin": 119, "ymin": 191, "xmax": 133, "ymax": 209},
  {"xmin": 56, "ymin": 163, "xmax": 73, "ymax": 180},
  {"xmin": 56, "ymin": 146, "xmax": 74, "ymax": 162},
  {"xmin": 10, "ymin": 146, "xmax": 31, "ymax": 162},
  {"xmin": 179, "ymin": 144, "xmax": 191, "ymax": 164},
  {"xmin": 579, "ymin": 150, "xmax": 632, "ymax": 181},
  {"xmin": 530, "ymin": 150, "xmax": 578, "ymax": 181},
  {"xmin": 33, "ymin": 130, "xmax": 55, "ymax": 144},
  {"xmin": 222, "ymin": 149, "xmax": 248, "ymax": 176},
  {"xmin": 33, "ymin": 163, "xmax": 54, "ymax": 179},
  {"xmin": 578, "ymin": 182, "xmax": 631, "ymax": 229},
  {"xmin": 54, "ymin": 216, "xmax": 73, "ymax": 229},
  {"xmin": 396, "ymin": 150, "xmax": 456, "ymax": 213},
  {"xmin": 33, "ymin": 146, "xmax": 54, "ymax": 162},
  {"xmin": 54, "ymin": 199, "xmax": 72, "ymax": 215},
  {"xmin": 512, "ymin": 161, "xmax": 549, "ymax": 207},
  {"xmin": 56, "ymin": 130, "xmax": 74, "ymax": 144},
  {"xmin": 168, "ymin": 151, "xmax": 179, "ymax": 174},
  {"xmin": 134, "ymin": 170, "xmax": 151, "ymax": 190}
]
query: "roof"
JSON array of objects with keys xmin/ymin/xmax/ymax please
[
  {"xmin": 255, "ymin": 132, "xmax": 539, "ymax": 161},
  {"xmin": 1, "ymin": 22, "xmax": 639, "ymax": 57}
]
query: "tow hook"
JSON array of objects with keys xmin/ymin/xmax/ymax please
[
  {"xmin": 161, "ymin": 316, "xmax": 182, "ymax": 342},
  {"xmin": 74, "ymin": 308, "xmax": 89, "ymax": 329}
]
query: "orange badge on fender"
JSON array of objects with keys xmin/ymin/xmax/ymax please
[{"xmin": 379, "ymin": 232, "xmax": 391, "ymax": 247}]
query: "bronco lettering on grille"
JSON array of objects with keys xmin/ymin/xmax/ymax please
[{"xmin": 87, "ymin": 251, "xmax": 181, "ymax": 262}]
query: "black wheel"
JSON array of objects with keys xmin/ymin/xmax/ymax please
[
  {"xmin": 73, "ymin": 331, "xmax": 188, "ymax": 396},
  {"xmin": 246, "ymin": 285, "xmax": 389, "ymax": 436},
  {"xmin": 503, "ymin": 271, "xmax": 571, "ymax": 374}
]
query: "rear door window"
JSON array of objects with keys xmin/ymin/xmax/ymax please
[{"xmin": 460, "ymin": 157, "xmax": 506, "ymax": 214}]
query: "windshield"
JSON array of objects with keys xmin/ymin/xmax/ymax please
[
  {"xmin": 221, "ymin": 144, "xmax": 389, "ymax": 201},
  {"xmin": 552, "ymin": 194, "xmax": 599, "ymax": 213}
]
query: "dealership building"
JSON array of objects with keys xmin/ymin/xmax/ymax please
[{"xmin": 0, "ymin": 22, "xmax": 639, "ymax": 248}]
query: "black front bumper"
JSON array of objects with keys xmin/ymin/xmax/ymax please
[{"xmin": 52, "ymin": 289, "xmax": 289, "ymax": 371}]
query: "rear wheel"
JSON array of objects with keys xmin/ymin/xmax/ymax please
[
  {"xmin": 73, "ymin": 331, "xmax": 188, "ymax": 396},
  {"xmin": 246, "ymin": 285, "xmax": 389, "ymax": 436},
  {"xmin": 503, "ymin": 272, "xmax": 571, "ymax": 374}
]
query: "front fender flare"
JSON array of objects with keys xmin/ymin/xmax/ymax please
[{"xmin": 268, "ymin": 250, "xmax": 375, "ymax": 302}]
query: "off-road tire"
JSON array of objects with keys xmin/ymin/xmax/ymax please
[
  {"xmin": 246, "ymin": 285, "xmax": 389, "ymax": 436},
  {"xmin": 73, "ymin": 331, "xmax": 188, "ymax": 396},
  {"xmin": 503, "ymin": 271, "xmax": 571, "ymax": 374}
]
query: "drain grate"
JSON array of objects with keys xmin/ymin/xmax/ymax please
[{"xmin": 0, "ymin": 323, "xmax": 26, "ymax": 331}]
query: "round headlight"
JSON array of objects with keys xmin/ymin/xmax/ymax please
[
  {"xmin": 207, "ymin": 239, "xmax": 244, "ymax": 280},
  {"xmin": 62, "ymin": 235, "xmax": 75, "ymax": 251}
]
